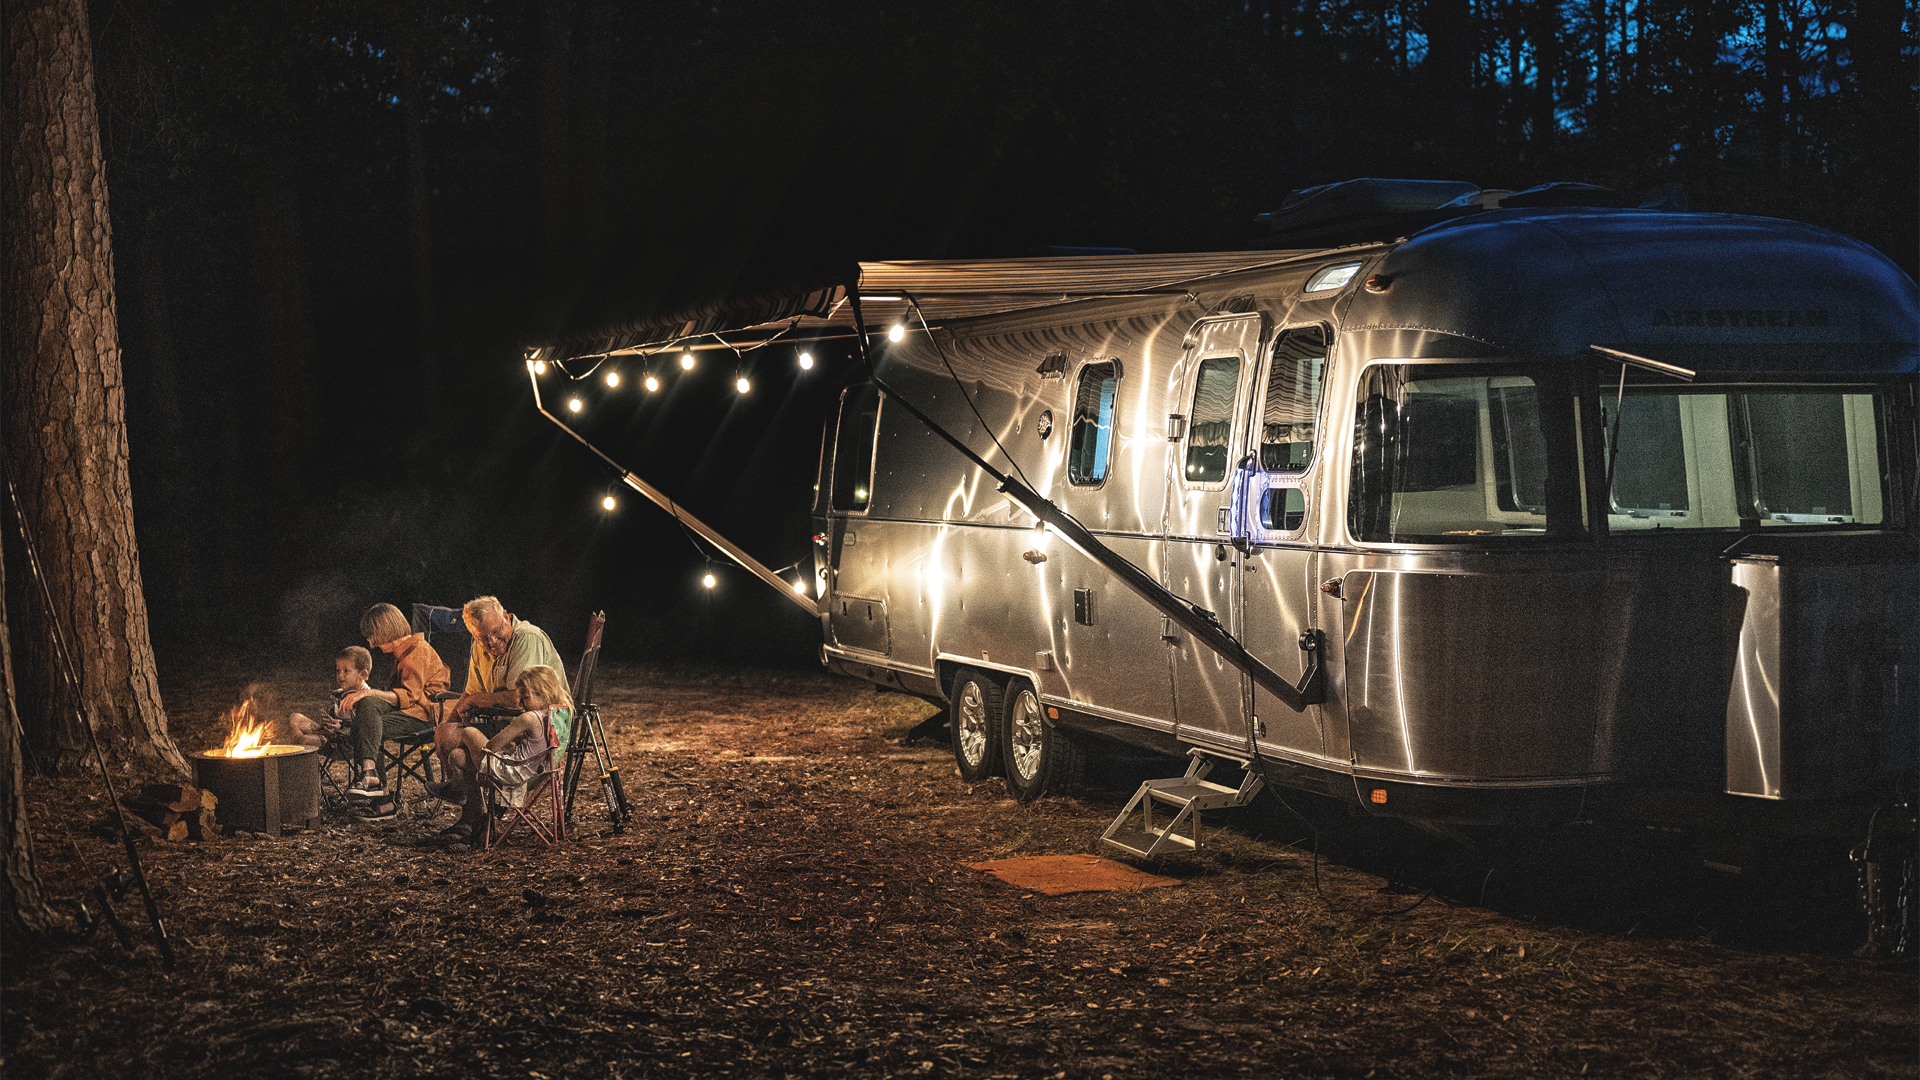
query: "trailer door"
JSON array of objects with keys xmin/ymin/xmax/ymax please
[
  {"xmin": 1237, "ymin": 327, "xmax": 1330, "ymax": 759},
  {"xmin": 1163, "ymin": 315, "xmax": 1262, "ymax": 753}
]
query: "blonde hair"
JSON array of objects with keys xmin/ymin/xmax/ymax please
[
  {"xmin": 359, "ymin": 603, "xmax": 411, "ymax": 647},
  {"xmin": 462, "ymin": 595, "xmax": 505, "ymax": 631},
  {"xmin": 514, "ymin": 664, "xmax": 572, "ymax": 710},
  {"xmin": 337, "ymin": 645, "xmax": 372, "ymax": 674}
]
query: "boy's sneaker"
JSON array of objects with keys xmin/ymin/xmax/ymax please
[
  {"xmin": 348, "ymin": 772, "xmax": 386, "ymax": 797},
  {"xmin": 353, "ymin": 799, "xmax": 398, "ymax": 822}
]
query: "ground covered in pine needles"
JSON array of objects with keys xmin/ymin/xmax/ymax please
[{"xmin": 4, "ymin": 660, "xmax": 1915, "ymax": 1078}]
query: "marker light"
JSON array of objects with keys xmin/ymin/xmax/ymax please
[
  {"xmin": 602, "ymin": 495, "xmax": 617, "ymax": 511},
  {"xmin": 680, "ymin": 351, "xmax": 696, "ymax": 370},
  {"xmin": 702, "ymin": 572, "xmax": 717, "ymax": 589},
  {"xmin": 605, "ymin": 370, "xmax": 620, "ymax": 388},
  {"xmin": 798, "ymin": 351, "xmax": 814, "ymax": 371},
  {"xmin": 736, "ymin": 376, "xmax": 751, "ymax": 394},
  {"xmin": 533, "ymin": 360, "xmax": 547, "ymax": 375},
  {"xmin": 568, "ymin": 398, "xmax": 582, "ymax": 413},
  {"xmin": 888, "ymin": 324, "xmax": 905, "ymax": 343}
]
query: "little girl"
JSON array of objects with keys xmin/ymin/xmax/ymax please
[
  {"xmin": 484, "ymin": 665, "xmax": 574, "ymax": 807},
  {"xmin": 425, "ymin": 665, "xmax": 574, "ymax": 848}
]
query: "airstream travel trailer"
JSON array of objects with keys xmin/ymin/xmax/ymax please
[{"xmin": 528, "ymin": 180, "xmax": 1917, "ymax": 950}]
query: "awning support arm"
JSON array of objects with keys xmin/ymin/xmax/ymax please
[
  {"xmin": 844, "ymin": 292, "xmax": 1321, "ymax": 713},
  {"xmin": 525, "ymin": 363, "xmax": 821, "ymax": 617}
]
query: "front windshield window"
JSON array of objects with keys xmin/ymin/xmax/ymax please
[
  {"xmin": 1349, "ymin": 364, "xmax": 1588, "ymax": 543},
  {"xmin": 1601, "ymin": 385, "xmax": 1884, "ymax": 528}
]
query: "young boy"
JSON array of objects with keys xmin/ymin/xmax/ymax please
[{"xmin": 287, "ymin": 646, "xmax": 373, "ymax": 748}]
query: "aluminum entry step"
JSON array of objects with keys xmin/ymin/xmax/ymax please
[{"xmin": 1099, "ymin": 749, "xmax": 1263, "ymax": 859}]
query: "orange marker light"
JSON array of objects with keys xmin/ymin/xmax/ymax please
[{"xmin": 1370, "ymin": 788, "xmax": 1388, "ymax": 805}]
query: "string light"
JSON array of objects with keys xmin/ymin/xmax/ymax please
[
  {"xmin": 888, "ymin": 324, "xmax": 906, "ymax": 343},
  {"xmin": 798, "ymin": 351, "xmax": 814, "ymax": 371},
  {"xmin": 605, "ymin": 370, "xmax": 620, "ymax": 388},
  {"xmin": 602, "ymin": 493, "xmax": 617, "ymax": 511},
  {"xmin": 735, "ymin": 376, "xmax": 751, "ymax": 394},
  {"xmin": 644, "ymin": 373, "xmax": 660, "ymax": 392},
  {"xmin": 568, "ymin": 397, "xmax": 583, "ymax": 413},
  {"xmin": 702, "ymin": 571, "xmax": 717, "ymax": 589},
  {"xmin": 680, "ymin": 351, "xmax": 696, "ymax": 370},
  {"xmin": 533, "ymin": 360, "xmax": 547, "ymax": 375},
  {"xmin": 792, "ymin": 579, "xmax": 808, "ymax": 595}
]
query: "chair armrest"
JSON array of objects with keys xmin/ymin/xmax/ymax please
[{"xmin": 429, "ymin": 691, "xmax": 462, "ymax": 703}]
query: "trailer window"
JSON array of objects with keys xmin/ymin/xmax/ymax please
[
  {"xmin": 1350, "ymin": 364, "xmax": 1587, "ymax": 543},
  {"xmin": 1602, "ymin": 386, "xmax": 1883, "ymax": 528},
  {"xmin": 831, "ymin": 384, "xmax": 880, "ymax": 512},
  {"xmin": 1184, "ymin": 356, "xmax": 1241, "ymax": 484},
  {"xmin": 1067, "ymin": 361, "xmax": 1119, "ymax": 485},
  {"xmin": 1259, "ymin": 327, "xmax": 1327, "ymax": 473}
]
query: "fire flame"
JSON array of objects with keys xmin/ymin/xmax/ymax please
[{"xmin": 221, "ymin": 697, "xmax": 269, "ymax": 758}]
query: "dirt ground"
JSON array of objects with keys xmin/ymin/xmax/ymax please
[{"xmin": 3, "ymin": 659, "xmax": 1915, "ymax": 1079}]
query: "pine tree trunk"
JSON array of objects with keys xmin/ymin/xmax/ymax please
[
  {"xmin": 1, "ymin": 0, "xmax": 187, "ymax": 782},
  {"xmin": 3, "ymin": 532, "xmax": 68, "ymax": 937}
]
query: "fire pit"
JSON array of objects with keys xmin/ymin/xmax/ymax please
[
  {"xmin": 191, "ymin": 746, "xmax": 320, "ymax": 837},
  {"xmin": 190, "ymin": 694, "xmax": 320, "ymax": 837}
]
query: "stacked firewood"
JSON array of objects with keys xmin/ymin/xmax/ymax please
[{"xmin": 116, "ymin": 783, "xmax": 219, "ymax": 842}]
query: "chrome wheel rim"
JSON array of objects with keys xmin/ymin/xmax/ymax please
[
  {"xmin": 956, "ymin": 680, "xmax": 989, "ymax": 767},
  {"xmin": 1008, "ymin": 691, "xmax": 1043, "ymax": 781}
]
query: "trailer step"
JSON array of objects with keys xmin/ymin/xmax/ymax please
[{"xmin": 1099, "ymin": 749, "xmax": 1264, "ymax": 859}]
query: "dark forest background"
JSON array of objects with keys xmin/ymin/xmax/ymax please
[{"xmin": 78, "ymin": 0, "xmax": 1917, "ymax": 675}]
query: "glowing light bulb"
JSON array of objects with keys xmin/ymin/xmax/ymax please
[
  {"xmin": 888, "ymin": 324, "xmax": 905, "ymax": 343},
  {"xmin": 702, "ymin": 572, "xmax": 717, "ymax": 589},
  {"xmin": 736, "ymin": 376, "xmax": 751, "ymax": 394},
  {"xmin": 644, "ymin": 374, "xmax": 660, "ymax": 392},
  {"xmin": 533, "ymin": 360, "xmax": 547, "ymax": 375},
  {"xmin": 798, "ymin": 351, "xmax": 814, "ymax": 371},
  {"xmin": 792, "ymin": 579, "xmax": 808, "ymax": 595},
  {"xmin": 601, "ymin": 494, "xmax": 616, "ymax": 511},
  {"xmin": 568, "ymin": 397, "xmax": 582, "ymax": 413},
  {"xmin": 605, "ymin": 370, "xmax": 620, "ymax": 388},
  {"xmin": 680, "ymin": 352, "xmax": 695, "ymax": 370}
]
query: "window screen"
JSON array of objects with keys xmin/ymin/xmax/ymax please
[
  {"xmin": 1259, "ymin": 327, "xmax": 1328, "ymax": 473},
  {"xmin": 1067, "ymin": 361, "xmax": 1119, "ymax": 486},
  {"xmin": 1184, "ymin": 356, "xmax": 1241, "ymax": 484}
]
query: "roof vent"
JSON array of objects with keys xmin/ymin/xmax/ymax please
[
  {"xmin": 1253, "ymin": 178, "xmax": 1481, "ymax": 246},
  {"xmin": 1497, "ymin": 182, "xmax": 1624, "ymax": 208}
]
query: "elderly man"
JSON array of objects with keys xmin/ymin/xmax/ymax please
[{"xmin": 431, "ymin": 596, "xmax": 565, "ymax": 788}]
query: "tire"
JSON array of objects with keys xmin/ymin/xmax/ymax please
[
  {"xmin": 1001, "ymin": 680, "xmax": 1084, "ymax": 802},
  {"xmin": 949, "ymin": 668, "xmax": 1003, "ymax": 782}
]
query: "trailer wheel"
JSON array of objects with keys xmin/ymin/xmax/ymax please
[
  {"xmin": 1001, "ymin": 680, "xmax": 1083, "ymax": 802},
  {"xmin": 949, "ymin": 669, "xmax": 1003, "ymax": 782}
]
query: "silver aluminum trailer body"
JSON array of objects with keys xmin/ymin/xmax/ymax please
[{"xmin": 811, "ymin": 206, "xmax": 1918, "ymax": 835}]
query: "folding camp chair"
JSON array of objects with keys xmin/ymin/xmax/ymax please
[
  {"xmin": 563, "ymin": 611, "xmax": 630, "ymax": 834},
  {"xmin": 476, "ymin": 710, "xmax": 566, "ymax": 849}
]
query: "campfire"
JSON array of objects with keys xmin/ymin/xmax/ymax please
[
  {"xmin": 205, "ymin": 695, "xmax": 303, "ymax": 759},
  {"xmin": 191, "ymin": 693, "xmax": 321, "ymax": 836}
]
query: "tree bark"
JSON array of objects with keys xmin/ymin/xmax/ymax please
[
  {"xmin": 1, "ymin": 0, "xmax": 186, "ymax": 781},
  {"xmin": 3, "ymin": 525, "xmax": 69, "ymax": 937}
]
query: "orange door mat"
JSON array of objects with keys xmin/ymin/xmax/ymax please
[{"xmin": 966, "ymin": 855, "xmax": 1183, "ymax": 896}]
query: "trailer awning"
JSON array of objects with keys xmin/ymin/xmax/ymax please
[{"xmin": 535, "ymin": 249, "xmax": 1336, "ymax": 359}]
